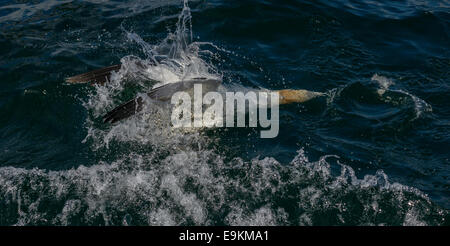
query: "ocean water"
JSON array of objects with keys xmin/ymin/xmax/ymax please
[{"xmin": 0, "ymin": 0, "xmax": 449, "ymax": 225}]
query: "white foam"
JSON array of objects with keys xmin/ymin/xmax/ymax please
[{"xmin": 1, "ymin": 148, "xmax": 444, "ymax": 225}]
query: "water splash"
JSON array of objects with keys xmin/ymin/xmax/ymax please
[
  {"xmin": 82, "ymin": 0, "xmax": 222, "ymax": 150},
  {"xmin": 119, "ymin": 0, "xmax": 220, "ymax": 87},
  {"xmin": 324, "ymin": 74, "xmax": 432, "ymax": 121},
  {"xmin": 0, "ymin": 149, "xmax": 446, "ymax": 225},
  {"xmin": 371, "ymin": 74, "xmax": 432, "ymax": 120}
]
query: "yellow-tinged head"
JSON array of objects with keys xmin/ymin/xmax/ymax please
[{"xmin": 278, "ymin": 89, "xmax": 324, "ymax": 104}]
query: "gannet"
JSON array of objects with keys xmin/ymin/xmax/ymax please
[{"xmin": 66, "ymin": 65, "xmax": 323, "ymax": 123}]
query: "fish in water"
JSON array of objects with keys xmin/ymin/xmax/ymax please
[{"xmin": 65, "ymin": 64, "xmax": 324, "ymax": 123}]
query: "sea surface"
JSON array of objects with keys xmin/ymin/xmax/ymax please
[{"xmin": 0, "ymin": 0, "xmax": 449, "ymax": 225}]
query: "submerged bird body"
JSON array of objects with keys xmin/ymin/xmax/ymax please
[
  {"xmin": 103, "ymin": 78, "xmax": 222, "ymax": 123},
  {"xmin": 66, "ymin": 65, "xmax": 323, "ymax": 123}
]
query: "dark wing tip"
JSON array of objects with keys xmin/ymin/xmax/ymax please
[
  {"xmin": 101, "ymin": 78, "xmax": 222, "ymax": 124},
  {"xmin": 66, "ymin": 65, "xmax": 121, "ymax": 85},
  {"xmin": 102, "ymin": 82, "xmax": 178, "ymax": 124},
  {"xmin": 102, "ymin": 97, "xmax": 144, "ymax": 124}
]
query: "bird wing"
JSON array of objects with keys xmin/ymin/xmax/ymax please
[
  {"xmin": 65, "ymin": 65, "xmax": 121, "ymax": 84},
  {"xmin": 102, "ymin": 78, "xmax": 221, "ymax": 123}
]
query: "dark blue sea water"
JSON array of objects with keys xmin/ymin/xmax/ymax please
[{"xmin": 0, "ymin": 0, "xmax": 449, "ymax": 225}]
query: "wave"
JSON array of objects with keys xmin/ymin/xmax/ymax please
[{"xmin": 0, "ymin": 148, "xmax": 446, "ymax": 225}]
